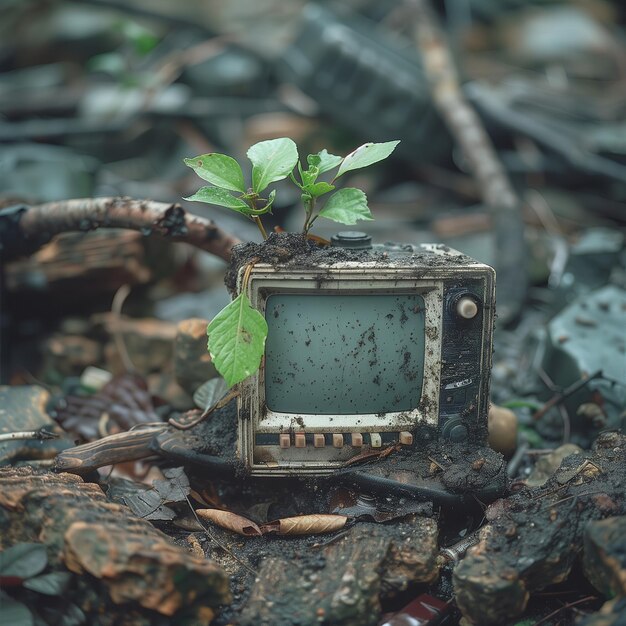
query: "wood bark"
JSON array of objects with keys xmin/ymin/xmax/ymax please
[
  {"xmin": 0, "ymin": 467, "xmax": 230, "ymax": 623},
  {"xmin": 238, "ymin": 517, "xmax": 439, "ymax": 626}
]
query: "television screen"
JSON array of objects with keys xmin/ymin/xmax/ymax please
[{"xmin": 264, "ymin": 293, "xmax": 425, "ymax": 414}]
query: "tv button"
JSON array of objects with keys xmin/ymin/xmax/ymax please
[
  {"xmin": 314, "ymin": 434, "xmax": 325, "ymax": 448},
  {"xmin": 370, "ymin": 433, "xmax": 382, "ymax": 448},
  {"xmin": 295, "ymin": 433, "xmax": 306, "ymax": 448},
  {"xmin": 333, "ymin": 434, "xmax": 344, "ymax": 448},
  {"xmin": 457, "ymin": 296, "xmax": 478, "ymax": 319},
  {"xmin": 279, "ymin": 434, "xmax": 290, "ymax": 449},
  {"xmin": 399, "ymin": 431, "xmax": 413, "ymax": 445},
  {"xmin": 351, "ymin": 433, "xmax": 363, "ymax": 447}
]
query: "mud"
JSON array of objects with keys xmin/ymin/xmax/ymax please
[
  {"xmin": 454, "ymin": 431, "xmax": 626, "ymax": 625},
  {"xmin": 224, "ymin": 232, "xmax": 475, "ymax": 295},
  {"xmin": 183, "ymin": 513, "xmax": 439, "ymax": 626}
]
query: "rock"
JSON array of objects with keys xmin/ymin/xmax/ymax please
[
  {"xmin": 576, "ymin": 598, "xmax": 626, "ymax": 626},
  {"xmin": 453, "ymin": 433, "xmax": 626, "ymax": 625},
  {"xmin": 238, "ymin": 517, "xmax": 439, "ymax": 626},
  {"xmin": 174, "ymin": 318, "xmax": 218, "ymax": 394},
  {"xmin": 5, "ymin": 230, "xmax": 152, "ymax": 294},
  {"xmin": 487, "ymin": 404, "xmax": 518, "ymax": 457},
  {"xmin": 583, "ymin": 516, "xmax": 626, "ymax": 598},
  {"xmin": 42, "ymin": 334, "xmax": 102, "ymax": 378},
  {"xmin": 0, "ymin": 385, "xmax": 70, "ymax": 464},
  {"xmin": 94, "ymin": 314, "xmax": 177, "ymax": 375},
  {"xmin": 526, "ymin": 443, "xmax": 583, "ymax": 487}
]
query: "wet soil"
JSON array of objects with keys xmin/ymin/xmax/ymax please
[
  {"xmin": 179, "ymin": 513, "xmax": 439, "ymax": 626},
  {"xmin": 454, "ymin": 431, "xmax": 626, "ymax": 625},
  {"xmin": 224, "ymin": 232, "xmax": 475, "ymax": 295}
]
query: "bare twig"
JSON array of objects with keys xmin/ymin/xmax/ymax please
[
  {"xmin": 0, "ymin": 428, "xmax": 59, "ymax": 443},
  {"xmin": 532, "ymin": 371, "xmax": 603, "ymax": 421},
  {"xmin": 532, "ymin": 595, "xmax": 597, "ymax": 626},
  {"xmin": 180, "ymin": 486, "xmax": 257, "ymax": 576},
  {"xmin": 111, "ymin": 285, "xmax": 135, "ymax": 373},
  {"xmin": 54, "ymin": 425, "xmax": 167, "ymax": 474},
  {"xmin": 410, "ymin": 0, "xmax": 526, "ymax": 322},
  {"xmin": 19, "ymin": 197, "xmax": 240, "ymax": 262},
  {"xmin": 169, "ymin": 389, "xmax": 240, "ymax": 430}
]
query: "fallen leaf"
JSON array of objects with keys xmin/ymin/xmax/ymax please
[
  {"xmin": 153, "ymin": 467, "xmax": 190, "ymax": 503},
  {"xmin": 53, "ymin": 374, "xmax": 160, "ymax": 441},
  {"xmin": 196, "ymin": 509, "xmax": 262, "ymax": 536},
  {"xmin": 261, "ymin": 514, "xmax": 348, "ymax": 536}
]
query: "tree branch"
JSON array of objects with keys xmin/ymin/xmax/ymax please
[
  {"xmin": 411, "ymin": 0, "xmax": 527, "ymax": 322},
  {"xmin": 18, "ymin": 196, "xmax": 241, "ymax": 262}
]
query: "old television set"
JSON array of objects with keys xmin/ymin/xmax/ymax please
[{"xmin": 237, "ymin": 233, "xmax": 495, "ymax": 476}]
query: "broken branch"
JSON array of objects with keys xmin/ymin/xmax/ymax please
[
  {"xmin": 54, "ymin": 425, "xmax": 166, "ymax": 474},
  {"xmin": 411, "ymin": 0, "xmax": 526, "ymax": 322},
  {"xmin": 18, "ymin": 196, "xmax": 241, "ymax": 262}
]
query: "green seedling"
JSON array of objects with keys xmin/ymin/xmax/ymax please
[{"xmin": 183, "ymin": 138, "xmax": 399, "ymax": 387}]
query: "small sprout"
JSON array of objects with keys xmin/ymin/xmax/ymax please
[
  {"xmin": 184, "ymin": 137, "xmax": 399, "ymax": 238},
  {"xmin": 183, "ymin": 138, "xmax": 399, "ymax": 386}
]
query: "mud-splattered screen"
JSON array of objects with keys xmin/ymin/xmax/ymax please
[{"xmin": 264, "ymin": 294, "xmax": 425, "ymax": 414}]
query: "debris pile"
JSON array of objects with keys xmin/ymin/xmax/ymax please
[{"xmin": 1, "ymin": 1, "xmax": 626, "ymax": 625}]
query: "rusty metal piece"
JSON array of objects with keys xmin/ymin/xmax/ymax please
[{"xmin": 440, "ymin": 530, "xmax": 482, "ymax": 563}]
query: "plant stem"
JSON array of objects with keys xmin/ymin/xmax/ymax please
[
  {"xmin": 289, "ymin": 172, "xmax": 303, "ymax": 189},
  {"xmin": 253, "ymin": 216, "xmax": 268, "ymax": 240},
  {"xmin": 302, "ymin": 196, "xmax": 316, "ymax": 234},
  {"xmin": 245, "ymin": 194, "xmax": 268, "ymax": 240}
]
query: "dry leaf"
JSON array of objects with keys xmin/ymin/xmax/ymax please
[
  {"xmin": 196, "ymin": 509, "xmax": 262, "ymax": 536},
  {"xmin": 261, "ymin": 514, "xmax": 348, "ymax": 536},
  {"xmin": 53, "ymin": 374, "xmax": 160, "ymax": 441}
]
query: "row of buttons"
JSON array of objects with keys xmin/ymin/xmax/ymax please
[{"xmin": 279, "ymin": 431, "xmax": 413, "ymax": 449}]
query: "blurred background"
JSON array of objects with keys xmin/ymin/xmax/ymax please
[{"xmin": 1, "ymin": 0, "xmax": 625, "ymax": 437}]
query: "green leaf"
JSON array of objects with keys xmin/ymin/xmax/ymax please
[
  {"xmin": 207, "ymin": 293, "xmax": 268, "ymax": 387},
  {"xmin": 318, "ymin": 188, "xmax": 373, "ymax": 225},
  {"xmin": 502, "ymin": 399, "xmax": 542, "ymax": 411},
  {"xmin": 247, "ymin": 138, "xmax": 298, "ymax": 193},
  {"xmin": 0, "ymin": 543, "xmax": 47, "ymax": 579},
  {"xmin": 184, "ymin": 187, "xmax": 251, "ymax": 215},
  {"xmin": 335, "ymin": 140, "xmax": 399, "ymax": 179},
  {"xmin": 304, "ymin": 182, "xmax": 335, "ymax": 197},
  {"xmin": 60, "ymin": 603, "xmax": 86, "ymax": 626},
  {"xmin": 308, "ymin": 149, "xmax": 343, "ymax": 174},
  {"xmin": 518, "ymin": 425, "xmax": 545, "ymax": 449},
  {"xmin": 183, "ymin": 153, "xmax": 246, "ymax": 192},
  {"xmin": 23, "ymin": 571, "xmax": 71, "ymax": 596},
  {"xmin": 193, "ymin": 377, "xmax": 229, "ymax": 411},
  {"xmin": 0, "ymin": 591, "xmax": 33, "ymax": 626},
  {"xmin": 300, "ymin": 166, "xmax": 319, "ymax": 188}
]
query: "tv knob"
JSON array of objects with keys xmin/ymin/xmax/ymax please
[
  {"xmin": 330, "ymin": 231, "xmax": 372, "ymax": 249},
  {"xmin": 456, "ymin": 296, "xmax": 478, "ymax": 319}
]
